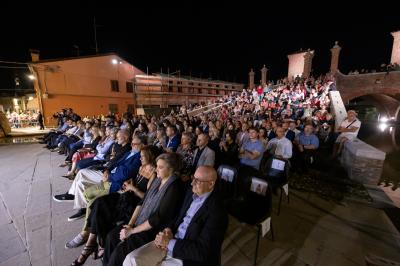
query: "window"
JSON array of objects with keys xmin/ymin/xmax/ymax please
[
  {"xmin": 189, "ymin": 82, "xmax": 194, "ymax": 85},
  {"xmin": 198, "ymin": 88, "xmax": 202, "ymax": 94},
  {"xmin": 169, "ymin": 80, "xmax": 173, "ymax": 84},
  {"xmin": 224, "ymin": 85, "xmax": 228, "ymax": 88},
  {"xmin": 168, "ymin": 86, "xmax": 173, "ymax": 92},
  {"xmin": 126, "ymin": 82, "xmax": 133, "ymax": 93},
  {"xmin": 208, "ymin": 84, "xmax": 212, "ymax": 87},
  {"xmin": 216, "ymin": 84, "xmax": 220, "ymax": 88},
  {"xmin": 109, "ymin": 104, "xmax": 118, "ymax": 114},
  {"xmin": 111, "ymin": 80, "xmax": 119, "ymax": 92},
  {"xmin": 178, "ymin": 87, "xmax": 182, "ymax": 93}
]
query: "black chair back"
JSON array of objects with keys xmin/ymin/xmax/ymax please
[
  {"xmin": 263, "ymin": 157, "xmax": 289, "ymax": 186},
  {"xmin": 217, "ymin": 164, "xmax": 238, "ymax": 201},
  {"xmin": 227, "ymin": 177, "xmax": 272, "ymax": 225}
]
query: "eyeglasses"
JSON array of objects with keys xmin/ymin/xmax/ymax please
[{"xmin": 191, "ymin": 176, "xmax": 213, "ymax": 184}]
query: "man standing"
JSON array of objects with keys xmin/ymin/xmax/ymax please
[
  {"xmin": 123, "ymin": 166, "xmax": 228, "ymax": 266},
  {"xmin": 37, "ymin": 111, "xmax": 44, "ymax": 130}
]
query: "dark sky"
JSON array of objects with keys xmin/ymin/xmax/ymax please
[{"xmin": 0, "ymin": 2, "xmax": 399, "ymax": 90}]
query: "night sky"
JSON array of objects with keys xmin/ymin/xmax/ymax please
[{"xmin": 0, "ymin": 2, "xmax": 399, "ymax": 91}]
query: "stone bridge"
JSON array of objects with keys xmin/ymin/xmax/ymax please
[{"xmin": 335, "ymin": 70, "xmax": 400, "ymax": 120}]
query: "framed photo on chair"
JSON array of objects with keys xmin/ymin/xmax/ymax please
[
  {"xmin": 250, "ymin": 177, "xmax": 268, "ymax": 196},
  {"xmin": 221, "ymin": 168, "xmax": 235, "ymax": 182}
]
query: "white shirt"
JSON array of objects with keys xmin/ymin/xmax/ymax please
[
  {"xmin": 266, "ymin": 137, "xmax": 293, "ymax": 159},
  {"xmin": 339, "ymin": 118, "xmax": 361, "ymax": 140}
]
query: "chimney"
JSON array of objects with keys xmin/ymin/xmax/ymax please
[{"xmin": 30, "ymin": 49, "xmax": 40, "ymax": 62}]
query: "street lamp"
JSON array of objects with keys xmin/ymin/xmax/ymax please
[{"xmin": 28, "ymin": 74, "xmax": 35, "ymax": 80}]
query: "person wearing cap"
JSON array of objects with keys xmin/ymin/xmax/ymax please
[{"xmin": 331, "ymin": 110, "xmax": 361, "ymax": 158}]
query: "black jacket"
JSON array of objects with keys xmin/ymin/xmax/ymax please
[{"xmin": 169, "ymin": 189, "xmax": 228, "ymax": 266}]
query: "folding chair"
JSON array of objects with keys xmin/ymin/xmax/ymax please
[
  {"xmin": 264, "ymin": 157, "xmax": 290, "ymax": 216},
  {"xmin": 217, "ymin": 164, "xmax": 238, "ymax": 202},
  {"xmin": 226, "ymin": 177, "xmax": 273, "ymax": 266}
]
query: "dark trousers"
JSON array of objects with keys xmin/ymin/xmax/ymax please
[
  {"xmin": 103, "ymin": 225, "xmax": 154, "ymax": 266},
  {"xmin": 76, "ymin": 157, "xmax": 103, "ymax": 170},
  {"xmin": 65, "ymin": 140, "xmax": 83, "ymax": 161},
  {"xmin": 294, "ymin": 149, "xmax": 316, "ymax": 173},
  {"xmin": 88, "ymin": 192, "xmax": 139, "ymax": 245}
]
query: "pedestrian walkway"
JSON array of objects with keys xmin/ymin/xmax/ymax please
[{"xmin": 1, "ymin": 144, "xmax": 399, "ymax": 266}]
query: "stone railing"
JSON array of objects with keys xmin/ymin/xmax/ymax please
[
  {"xmin": 187, "ymin": 103, "xmax": 220, "ymax": 117},
  {"xmin": 340, "ymin": 138, "xmax": 386, "ymax": 185},
  {"xmin": 329, "ymin": 91, "xmax": 386, "ymax": 185}
]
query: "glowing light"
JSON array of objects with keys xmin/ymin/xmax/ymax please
[
  {"xmin": 380, "ymin": 117, "xmax": 388, "ymax": 123},
  {"xmin": 111, "ymin": 59, "xmax": 118, "ymax": 65},
  {"xmin": 378, "ymin": 123, "xmax": 388, "ymax": 132},
  {"xmin": 28, "ymin": 74, "xmax": 35, "ymax": 80},
  {"xmin": 28, "ymin": 96, "xmax": 34, "ymax": 100}
]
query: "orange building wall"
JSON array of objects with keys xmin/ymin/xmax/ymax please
[{"xmin": 31, "ymin": 55, "xmax": 144, "ymax": 126}]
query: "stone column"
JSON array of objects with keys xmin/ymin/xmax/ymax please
[
  {"xmin": 248, "ymin": 68, "xmax": 255, "ymax": 89},
  {"xmin": 30, "ymin": 49, "xmax": 40, "ymax": 62},
  {"xmin": 391, "ymin": 31, "xmax": 400, "ymax": 65},
  {"xmin": 302, "ymin": 49, "xmax": 314, "ymax": 78},
  {"xmin": 330, "ymin": 41, "xmax": 341, "ymax": 73},
  {"xmin": 261, "ymin": 65, "xmax": 268, "ymax": 85}
]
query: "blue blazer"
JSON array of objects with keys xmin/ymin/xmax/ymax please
[
  {"xmin": 108, "ymin": 151, "xmax": 141, "ymax": 193},
  {"xmin": 166, "ymin": 135, "xmax": 180, "ymax": 152}
]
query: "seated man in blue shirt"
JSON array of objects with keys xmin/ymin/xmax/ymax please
[
  {"xmin": 237, "ymin": 127, "xmax": 265, "ymax": 196},
  {"xmin": 294, "ymin": 124, "xmax": 319, "ymax": 173},
  {"xmin": 122, "ymin": 166, "xmax": 228, "ymax": 266},
  {"xmin": 239, "ymin": 127, "xmax": 265, "ymax": 171}
]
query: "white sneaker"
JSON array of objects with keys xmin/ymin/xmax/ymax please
[{"xmin": 65, "ymin": 233, "xmax": 87, "ymax": 249}]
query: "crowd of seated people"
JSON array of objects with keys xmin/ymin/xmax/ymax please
[
  {"xmin": 6, "ymin": 110, "xmax": 42, "ymax": 128},
  {"xmin": 44, "ymin": 74, "xmax": 361, "ymax": 266}
]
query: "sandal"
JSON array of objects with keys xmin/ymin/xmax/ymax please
[
  {"xmin": 94, "ymin": 246, "xmax": 104, "ymax": 260},
  {"xmin": 71, "ymin": 244, "xmax": 98, "ymax": 266},
  {"xmin": 62, "ymin": 173, "xmax": 75, "ymax": 179},
  {"xmin": 65, "ymin": 233, "xmax": 88, "ymax": 249}
]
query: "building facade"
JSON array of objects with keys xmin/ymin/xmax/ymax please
[
  {"xmin": 28, "ymin": 52, "xmax": 242, "ymax": 125},
  {"xmin": 134, "ymin": 73, "xmax": 243, "ymax": 110}
]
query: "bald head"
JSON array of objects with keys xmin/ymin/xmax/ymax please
[
  {"xmin": 192, "ymin": 166, "xmax": 217, "ymax": 195},
  {"xmin": 117, "ymin": 129, "xmax": 130, "ymax": 145},
  {"xmin": 196, "ymin": 166, "xmax": 217, "ymax": 182}
]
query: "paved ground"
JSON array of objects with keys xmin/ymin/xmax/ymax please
[
  {"xmin": 1, "ymin": 143, "xmax": 400, "ymax": 266},
  {"xmin": 9, "ymin": 127, "xmax": 50, "ymax": 137}
]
